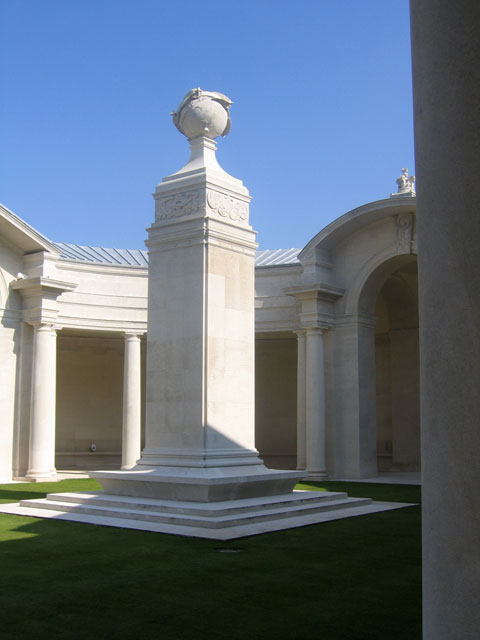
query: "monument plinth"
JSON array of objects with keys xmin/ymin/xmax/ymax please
[{"xmin": 91, "ymin": 88, "xmax": 305, "ymax": 500}]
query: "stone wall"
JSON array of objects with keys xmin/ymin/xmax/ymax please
[
  {"xmin": 55, "ymin": 334, "xmax": 125, "ymax": 469},
  {"xmin": 0, "ymin": 244, "xmax": 23, "ymax": 481},
  {"xmin": 255, "ymin": 333, "xmax": 297, "ymax": 469}
]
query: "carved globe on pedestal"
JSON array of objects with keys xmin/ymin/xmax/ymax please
[{"xmin": 172, "ymin": 88, "xmax": 232, "ymax": 140}]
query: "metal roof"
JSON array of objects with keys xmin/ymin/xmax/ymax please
[
  {"xmin": 55, "ymin": 242, "xmax": 301, "ymax": 268},
  {"xmin": 254, "ymin": 248, "xmax": 301, "ymax": 267},
  {"xmin": 54, "ymin": 243, "xmax": 149, "ymax": 267}
]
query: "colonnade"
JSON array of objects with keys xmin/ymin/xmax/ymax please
[{"xmin": 25, "ymin": 327, "xmax": 144, "ymax": 481}]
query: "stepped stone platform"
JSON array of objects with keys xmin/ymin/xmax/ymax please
[{"xmin": 0, "ymin": 490, "xmax": 412, "ymax": 540}]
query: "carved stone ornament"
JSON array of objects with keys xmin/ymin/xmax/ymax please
[
  {"xmin": 155, "ymin": 190, "xmax": 203, "ymax": 222},
  {"xmin": 171, "ymin": 88, "xmax": 232, "ymax": 140},
  {"xmin": 391, "ymin": 168, "xmax": 416, "ymax": 197},
  {"xmin": 394, "ymin": 213, "xmax": 415, "ymax": 253},
  {"xmin": 207, "ymin": 190, "xmax": 248, "ymax": 222}
]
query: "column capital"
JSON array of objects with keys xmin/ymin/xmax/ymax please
[
  {"xmin": 28, "ymin": 321, "xmax": 55, "ymax": 332},
  {"xmin": 124, "ymin": 331, "xmax": 146, "ymax": 341},
  {"xmin": 305, "ymin": 325, "xmax": 328, "ymax": 336}
]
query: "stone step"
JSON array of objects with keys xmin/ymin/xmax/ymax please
[
  {"xmin": 43, "ymin": 490, "xmax": 350, "ymax": 517},
  {"xmin": 20, "ymin": 493, "xmax": 371, "ymax": 530}
]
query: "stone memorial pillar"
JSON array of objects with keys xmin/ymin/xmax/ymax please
[{"xmin": 92, "ymin": 88, "xmax": 304, "ymax": 500}]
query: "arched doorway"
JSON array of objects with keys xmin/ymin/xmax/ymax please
[{"xmin": 375, "ymin": 259, "xmax": 420, "ymax": 471}]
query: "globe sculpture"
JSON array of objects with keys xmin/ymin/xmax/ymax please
[{"xmin": 171, "ymin": 88, "xmax": 232, "ymax": 140}]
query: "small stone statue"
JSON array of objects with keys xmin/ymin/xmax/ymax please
[
  {"xmin": 171, "ymin": 88, "xmax": 233, "ymax": 140},
  {"xmin": 391, "ymin": 168, "xmax": 416, "ymax": 197}
]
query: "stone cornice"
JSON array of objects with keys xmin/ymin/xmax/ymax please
[
  {"xmin": 255, "ymin": 264, "xmax": 303, "ymax": 275},
  {"xmin": 10, "ymin": 276, "xmax": 77, "ymax": 297},
  {"xmin": 283, "ymin": 282, "xmax": 345, "ymax": 302},
  {"xmin": 56, "ymin": 261, "xmax": 148, "ymax": 277}
]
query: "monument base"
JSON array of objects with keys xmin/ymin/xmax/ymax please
[
  {"xmin": 89, "ymin": 465, "xmax": 305, "ymax": 502},
  {"xmin": 0, "ymin": 489, "xmax": 414, "ymax": 541}
]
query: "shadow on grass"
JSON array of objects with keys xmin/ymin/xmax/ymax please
[
  {"xmin": 0, "ymin": 479, "xmax": 422, "ymax": 640},
  {"xmin": 0, "ymin": 478, "xmax": 102, "ymax": 504},
  {"xmin": 297, "ymin": 480, "xmax": 421, "ymax": 505}
]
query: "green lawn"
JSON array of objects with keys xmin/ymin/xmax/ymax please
[{"xmin": 0, "ymin": 480, "xmax": 421, "ymax": 640}]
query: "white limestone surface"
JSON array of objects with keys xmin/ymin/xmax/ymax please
[{"xmin": 0, "ymin": 490, "xmax": 416, "ymax": 540}]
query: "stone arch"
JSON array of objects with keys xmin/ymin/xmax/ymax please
[
  {"xmin": 332, "ymin": 246, "xmax": 419, "ymax": 479},
  {"xmin": 345, "ymin": 247, "xmax": 417, "ymax": 316},
  {"xmin": 355, "ymin": 251, "xmax": 419, "ymax": 474}
]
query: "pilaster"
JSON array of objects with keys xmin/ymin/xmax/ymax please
[
  {"xmin": 305, "ymin": 327, "xmax": 328, "ymax": 479},
  {"xmin": 294, "ymin": 330, "xmax": 306, "ymax": 470}
]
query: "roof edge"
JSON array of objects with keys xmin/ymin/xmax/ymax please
[{"xmin": 0, "ymin": 203, "xmax": 60, "ymax": 256}]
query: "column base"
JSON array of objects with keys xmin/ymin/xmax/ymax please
[
  {"xmin": 137, "ymin": 447, "xmax": 264, "ymax": 469},
  {"xmin": 25, "ymin": 471, "xmax": 58, "ymax": 482},
  {"xmin": 306, "ymin": 470, "xmax": 328, "ymax": 481}
]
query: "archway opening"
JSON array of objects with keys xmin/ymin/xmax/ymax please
[{"xmin": 374, "ymin": 260, "xmax": 420, "ymax": 472}]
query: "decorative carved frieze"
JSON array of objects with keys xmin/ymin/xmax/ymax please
[
  {"xmin": 207, "ymin": 190, "xmax": 248, "ymax": 223},
  {"xmin": 394, "ymin": 213, "xmax": 415, "ymax": 253},
  {"xmin": 155, "ymin": 190, "xmax": 204, "ymax": 222},
  {"xmin": 154, "ymin": 188, "xmax": 250, "ymax": 225}
]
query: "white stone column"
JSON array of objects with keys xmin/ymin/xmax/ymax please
[
  {"xmin": 295, "ymin": 330, "xmax": 307, "ymax": 469},
  {"xmin": 26, "ymin": 323, "xmax": 57, "ymax": 481},
  {"xmin": 49, "ymin": 327, "xmax": 57, "ymax": 475},
  {"xmin": 305, "ymin": 327, "xmax": 327, "ymax": 479},
  {"xmin": 411, "ymin": 3, "xmax": 480, "ymax": 637},
  {"xmin": 121, "ymin": 333, "xmax": 142, "ymax": 470}
]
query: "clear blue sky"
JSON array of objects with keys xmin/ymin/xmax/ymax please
[{"xmin": 0, "ymin": 0, "xmax": 414, "ymax": 252}]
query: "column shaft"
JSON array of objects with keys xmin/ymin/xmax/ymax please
[
  {"xmin": 411, "ymin": 2, "xmax": 480, "ymax": 637},
  {"xmin": 27, "ymin": 324, "xmax": 56, "ymax": 480},
  {"xmin": 49, "ymin": 329, "xmax": 57, "ymax": 474},
  {"xmin": 122, "ymin": 334, "xmax": 142, "ymax": 469},
  {"xmin": 305, "ymin": 327, "xmax": 327, "ymax": 479},
  {"xmin": 295, "ymin": 330, "xmax": 307, "ymax": 469}
]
